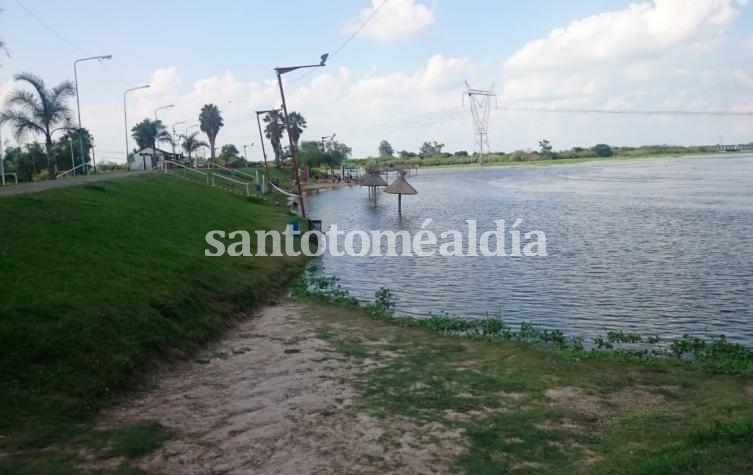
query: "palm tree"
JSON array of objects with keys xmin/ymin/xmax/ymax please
[
  {"xmin": 181, "ymin": 131, "xmax": 208, "ymax": 165},
  {"xmin": 0, "ymin": 72, "xmax": 75, "ymax": 179},
  {"xmin": 263, "ymin": 110, "xmax": 285, "ymax": 168},
  {"xmin": 199, "ymin": 104, "xmax": 223, "ymax": 164},
  {"xmin": 287, "ymin": 111, "xmax": 307, "ymax": 147},
  {"xmin": 131, "ymin": 118, "xmax": 171, "ymax": 151}
]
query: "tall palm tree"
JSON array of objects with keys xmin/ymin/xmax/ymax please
[
  {"xmin": 199, "ymin": 104, "xmax": 223, "ymax": 164},
  {"xmin": 131, "ymin": 118, "xmax": 171, "ymax": 151},
  {"xmin": 263, "ymin": 110, "xmax": 285, "ymax": 168},
  {"xmin": 287, "ymin": 111, "xmax": 307, "ymax": 148},
  {"xmin": 0, "ymin": 72, "xmax": 75, "ymax": 179},
  {"xmin": 181, "ymin": 131, "xmax": 208, "ymax": 165}
]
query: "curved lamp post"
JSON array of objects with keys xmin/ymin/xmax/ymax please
[
  {"xmin": 123, "ymin": 84, "xmax": 150, "ymax": 164},
  {"xmin": 74, "ymin": 54, "xmax": 112, "ymax": 174},
  {"xmin": 274, "ymin": 53, "xmax": 329, "ymax": 218}
]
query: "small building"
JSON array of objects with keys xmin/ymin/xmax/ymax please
[{"xmin": 130, "ymin": 147, "xmax": 181, "ymax": 171}]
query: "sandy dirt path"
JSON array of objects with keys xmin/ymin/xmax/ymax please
[{"xmin": 98, "ymin": 302, "xmax": 462, "ymax": 474}]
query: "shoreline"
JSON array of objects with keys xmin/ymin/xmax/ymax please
[{"xmin": 347, "ymin": 150, "xmax": 752, "ymax": 171}]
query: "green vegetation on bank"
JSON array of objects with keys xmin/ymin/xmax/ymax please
[
  {"xmin": 294, "ymin": 275, "xmax": 753, "ymax": 474},
  {"xmin": 350, "ymin": 144, "xmax": 735, "ymax": 169},
  {"xmin": 0, "ymin": 174, "xmax": 305, "ymax": 472}
]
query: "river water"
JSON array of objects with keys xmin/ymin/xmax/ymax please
[{"xmin": 306, "ymin": 155, "xmax": 753, "ymax": 344}]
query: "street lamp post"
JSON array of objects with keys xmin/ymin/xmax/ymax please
[
  {"xmin": 155, "ymin": 104, "xmax": 174, "ymax": 122},
  {"xmin": 171, "ymin": 121, "xmax": 187, "ymax": 156},
  {"xmin": 274, "ymin": 53, "xmax": 328, "ymax": 218},
  {"xmin": 242, "ymin": 144, "xmax": 254, "ymax": 162},
  {"xmin": 123, "ymin": 84, "xmax": 150, "ymax": 167},
  {"xmin": 74, "ymin": 54, "xmax": 112, "ymax": 175},
  {"xmin": 255, "ymin": 109, "xmax": 278, "ymax": 191}
]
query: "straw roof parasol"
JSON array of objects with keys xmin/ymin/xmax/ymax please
[
  {"xmin": 359, "ymin": 172, "xmax": 388, "ymax": 187},
  {"xmin": 384, "ymin": 170, "xmax": 417, "ymax": 195}
]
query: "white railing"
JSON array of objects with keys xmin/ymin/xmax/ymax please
[
  {"xmin": 163, "ymin": 160, "xmax": 250, "ymax": 196},
  {"xmin": 56, "ymin": 163, "xmax": 93, "ymax": 179},
  {"xmin": 210, "ymin": 172, "xmax": 251, "ymax": 196},
  {"xmin": 163, "ymin": 160, "xmax": 209, "ymax": 185},
  {"xmin": 206, "ymin": 162, "xmax": 256, "ymax": 181}
]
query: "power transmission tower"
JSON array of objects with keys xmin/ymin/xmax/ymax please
[{"xmin": 463, "ymin": 82, "xmax": 497, "ymax": 164}]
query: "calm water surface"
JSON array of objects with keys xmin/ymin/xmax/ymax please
[{"xmin": 306, "ymin": 155, "xmax": 753, "ymax": 344}]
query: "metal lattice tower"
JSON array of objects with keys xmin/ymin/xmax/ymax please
[{"xmin": 463, "ymin": 82, "xmax": 497, "ymax": 162}]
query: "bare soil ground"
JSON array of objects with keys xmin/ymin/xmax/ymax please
[{"xmin": 96, "ymin": 302, "xmax": 463, "ymax": 474}]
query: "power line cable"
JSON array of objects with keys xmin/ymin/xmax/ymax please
[
  {"xmin": 14, "ymin": 0, "xmax": 89, "ymax": 55},
  {"xmin": 290, "ymin": 0, "xmax": 389, "ymax": 83},
  {"xmin": 496, "ymin": 106, "xmax": 753, "ymax": 117},
  {"xmin": 14, "ymin": 0, "xmax": 130, "ymax": 86}
]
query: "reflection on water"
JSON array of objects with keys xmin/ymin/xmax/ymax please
[{"xmin": 306, "ymin": 155, "xmax": 753, "ymax": 344}]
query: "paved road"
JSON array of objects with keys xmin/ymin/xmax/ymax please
[{"xmin": 0, "ymin": 171, "xmax": 149, "ymax": 198}]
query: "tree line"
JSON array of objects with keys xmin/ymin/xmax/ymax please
[{"xmin": 0, "ymin": 71, "xmax": 353, "ymax": 181}]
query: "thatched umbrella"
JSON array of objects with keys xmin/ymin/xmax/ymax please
[
  {"xmin": 360, "ymin": 169, "xmax": 388, "ymax": 200},
  {"xmin": 383, "ymin": 169, "xmax": 417, "ymax": 214}
]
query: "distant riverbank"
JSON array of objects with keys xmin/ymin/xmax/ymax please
[{"xmin": 347, "ymin": 148, "xmax": 749, "ymax": 170}]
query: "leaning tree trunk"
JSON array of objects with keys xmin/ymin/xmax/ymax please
[{"xmin": 45, "ymin": 134, "xmax": 56, "ymax": 180}]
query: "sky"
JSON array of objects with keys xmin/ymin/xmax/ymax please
[{"xmin": 1, "ymin": 0, "xmax": 753, "ymax": 162}]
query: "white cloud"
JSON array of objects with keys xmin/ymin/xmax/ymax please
[
  {"xmin": 71, "ymin": 54, "xmax": 475, "ymax": 161},
  {"xmin": 505, "ymin": 0, "xmax": 741, "ymax": 72},
  {"xmin": 342, "ymin": 0, "xmax": 435, "ymax": 41}
]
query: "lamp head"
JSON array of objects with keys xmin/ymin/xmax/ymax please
[{"xmin": 320, "ymin": 53, "xmax": 329, "ymax": 66}]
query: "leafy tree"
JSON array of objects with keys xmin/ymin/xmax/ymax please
[
  {"xmin": 53, "ymin": 128, "xmax": 93, "ymax": 172},
  {"xmin": 454, "ymin": 150, "xmax": 469, "ymax": 156},
  {"xmin": 0, "ymin": 72, "xmax": 76, "ymax": 179},
  {"xmin": 538, "ymin": 139, "xmax": 552, "ymax": 153},
  {"xmin": 263, "ymin": 110, "xmax": 285, "ymax": 168},
  {"xmin": 2, "ymin": 143, "xmax": 47, "ymax": 182},
  {"xmin": 286, "ymin": 111, "xmax": 307, "ymax": 147},
  {"xmin": 323, "ymin": 140, "xmax": 351, "ymax": 173},
  {"xmin": 592, "ymin": 143, "xmax": 614, "ymax": 157},
  {"xmin": 199, "ymin": 103, "xmax": 224, "ymax": 164},
  {"xmin": 399, "ymin": 150, "xmax": 417, "ymax": 159},
  {"xmin": 419, "ymin": 141, "xmax": 445, "ymax": 156},
  {"xmin": 181, "ymin": 131, "xmax": 208, "ymax": 163},
  {"xmin": 378, "ymin": 140, "xmax": 394, "ymax": 157},
  {"xmin": 299, "ymin": 140, "xmax": 325, "ymax": 168},
  {"xmin": 131, "ymin": 118, "xmax": 171, "ymax": 151},
  {"xmin": 219, "ymin": 144, "xmax": 244, "ymax": 166}
]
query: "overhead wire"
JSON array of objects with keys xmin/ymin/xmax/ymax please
[{"xmin": 289, "ymin": 0, "xmax": 389, "ymax": 83}]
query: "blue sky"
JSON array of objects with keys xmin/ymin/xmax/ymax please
[{"xmin": 2, "ymin": 0, "xmax": 753, "ymax": 161}]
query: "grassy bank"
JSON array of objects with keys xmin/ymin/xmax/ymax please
[
  {"xmin": 0, "ymin": 174, "xmax": 305, "ymax": 472},
  {"xmin": 298, "ymin": 296, "xmax": 753, "ymax": 474}
]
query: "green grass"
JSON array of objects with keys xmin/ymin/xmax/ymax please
[
  {"xmin": 300, "ymin": 302, "xmax": 753, "ymax": 474},
  {"xmin": 77, "ymin": 421, "xmax": 170, "ymax": 459},
  {"xmin": 0, "ymin": 174, "xmax": 305, "ymax": 471}
]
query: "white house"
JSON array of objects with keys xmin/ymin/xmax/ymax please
[{"xmin": 130, "ymin": 148, "xmax": 179, "ymax": 171}]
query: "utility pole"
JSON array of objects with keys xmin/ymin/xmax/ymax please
[
  {"xmin": 463, "ymin": 81, "xmax": 497, "ymax": 165},
  {"xmin": 275, "ymin": 54, "xmax": 329, "ymax": 218}
]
